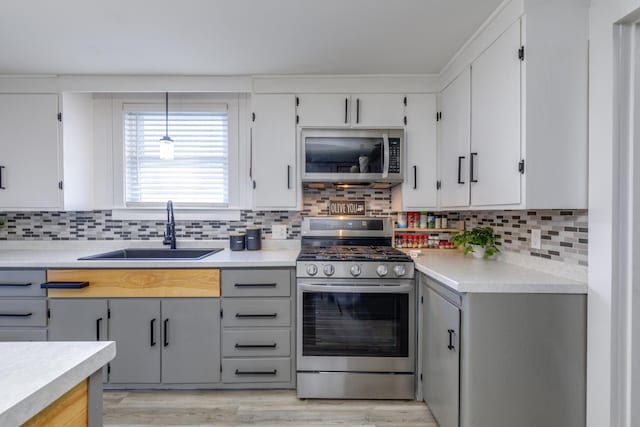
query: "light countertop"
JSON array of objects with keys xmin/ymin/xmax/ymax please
[
  {"xmin": 0, "ymin": 341, "xmax": 116, "ymax": 426},
  {"xmin": 413, "ymin": 251, "xmax": 587, "ymax": 294}
]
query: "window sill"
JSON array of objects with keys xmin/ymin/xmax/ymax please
[{"xmin": 111, "ymin": 208, "xmax": 241, "ymax": 221}]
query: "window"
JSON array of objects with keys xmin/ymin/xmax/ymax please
[{"xmin": 123, "ymin": 103, "xmax": 229, "ymax": 206}]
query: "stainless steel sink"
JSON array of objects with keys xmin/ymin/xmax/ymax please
[{"xmin": 78, "ymin": 248, "xmax": 223, "ymax": 260}]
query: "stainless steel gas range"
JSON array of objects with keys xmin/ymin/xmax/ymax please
[{"xmin": 296, "ymin": 216, "xmax": 416, "ymax": 400}]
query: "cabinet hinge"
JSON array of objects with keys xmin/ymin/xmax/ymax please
[
  {"xmin": 58, "ymin": 181, "xmax": 63, "ymax": 190},
  {"xmin": 518, "ymin": 46, "xmax": 525, "ymax": 61},
  {"xmin": 403, "ymin": 116, "xmax": 407, "ymax": 126},
  {"xmin": 296, "ymin": 115, "xmax": 299, "ymax": 124},
  {"xmin": 108, "ymin": 308, "xmax": 111, "ymax": 319},
  {"xmin": 251, "ymin": 112, "xmax": 255, "ymax": 122},
  {"xmin": 518, "ymin": 159, "xmax": 525, "ymax": 174},
  {"xmin": 403, "ymin": 96, "xmax": 407, "ymax": 106},
  {"xmin": 436, "ymin": 180, "xmax": 441, "ymax": 190},
  {"xmin": 57, "ymin": 112, "xmax": 62, "ymax": 122},
  {"xmin": 296, "ymin": 96, "xmax": 299, "ymax": 107}
]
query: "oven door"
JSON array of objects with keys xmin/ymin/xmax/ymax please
[{"xmin": 297, "ymin": 279, "xmax": 415, "ymax": 373}]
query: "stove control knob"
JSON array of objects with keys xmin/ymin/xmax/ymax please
[
  {"xmin": 323, "ymin": 264, "xmax": 335, "ymax": 277},
  {"xmin": 306, "ymin": 264, "xmax": 318, "ymax": 276},
  {"xmin": 350, "ymin": 265, "xmax": 361, "ymax": 277},
  {"xmin": 376, "ymin": 265, "xmax": 389, "ymax": 277},
  {"xmin": 393, "ymin": 265, "xmax": 407, "ymax": 277}
]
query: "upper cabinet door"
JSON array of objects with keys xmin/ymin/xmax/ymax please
[
  {"xmin": 400, "ymin": 94, "xmax": 438, "ymax": 209},
  {"xmin": 251, "ymin": 94, "xmax": 297, "ymax": 210},
  {"xmin": 0, "ymin": 94, "xmax": 62, "ymax": 210},
  {"xmin": 440, "ymin": 68, "xmax": 471, "ymax": 208},
  {"xmin": 470, "ymin": 20, "xmax": 522, "ymax": 207},
  {"xmin": 351, "ymin": 94, "xmax": 405, "ymax": 128},
  {"xmin": 297, "ymin": 94, "xmax": 351, "ymax": 127}
]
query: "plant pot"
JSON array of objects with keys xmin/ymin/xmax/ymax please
[{"xmin": 471, "ymin": 245, "xmax": 486, "ymax": 258}]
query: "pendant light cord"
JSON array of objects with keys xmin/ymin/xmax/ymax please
[{"xmin": 165, "ymin": 92, "xmax": 169, "ymax": 137}]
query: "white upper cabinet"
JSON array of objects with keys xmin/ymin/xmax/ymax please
[
  {"xmin": 470, "ymin": 19, "xmax": 522, "ymax": 207},
  {"xmin": 296, "ymin": 94, "xmax": 351, "ymax": 127},
  {"xmin": 0, "ymin": 94, "xmax": 62, "ymax": 210},
  {"xmin": 392, "ymin": 94, "xmax": 438, "ymax": 211},
  {"xmin": 251, "ymin": 94, "xmax": 298, "ymax": 210},
  {"xmin": 439, "ymin": 68, "xmax": 471, "ymax": 209},
  {"xmin": 351, "ymin": 94, "xmax": 406, "ymax": 128}
]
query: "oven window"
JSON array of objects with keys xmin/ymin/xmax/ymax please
[
  {"xmin": 302, "ymin": 291, "xmax": 409, "ymax": 357},
  {"xmin": 305, "ymin": 137, "xmax": 384, "ymax": 174}
]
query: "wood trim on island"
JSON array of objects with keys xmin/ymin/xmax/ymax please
[
  {"xmin": 22, "ymin": 379, "xmax": 88, "ymax": 427},
  {"xmin": 46, "ymin": 269, "xmax": 221, "ymax": 298}
]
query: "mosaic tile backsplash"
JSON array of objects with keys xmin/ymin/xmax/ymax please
[{"xmin": 0, "ymin": 187, "xmax": 587, "ymax": 266}]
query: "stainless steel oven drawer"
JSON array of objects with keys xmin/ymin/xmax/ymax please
[
  {"xmin": 0, "ymin": 299, "xmax": 47, "ymax": 327},
  {"xmin": 0, "ymin": 270, "xmax": 46, "ymax": 297},
  {"xmin": 223, "ymin": 329, "xmax": 291, "ymax": 357},
  {"xmin": 0, "ymin": 328, "xmax": 47, "ymax": 341},
  {"xmin": 222, "ymin": 269, "xmax": 291, "ymax": 297},
  {"xmin": 222, "ymin": 358, "xmax": 291, "ymax": 383},
  {"xmin": 222, "ymin": 299, "xmax": 291, "ymax": 327}
]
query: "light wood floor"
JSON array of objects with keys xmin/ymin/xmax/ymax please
[{"xmin": 104, "ymin": 390, "xmax": 437, "ymax": 427}]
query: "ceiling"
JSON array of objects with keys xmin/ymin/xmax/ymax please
[{"xmin": 0, "ymin": 0, "xmax": 503, "ymax": 76}]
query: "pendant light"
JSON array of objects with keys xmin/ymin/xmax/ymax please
[{"xmin": 159, "ymin": 92, "xmax": 174, "ymax": 160}]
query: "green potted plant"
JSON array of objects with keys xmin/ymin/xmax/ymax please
[{"xmin": 451, "ymin": 226, "xmax": 500, "ymax": 259}]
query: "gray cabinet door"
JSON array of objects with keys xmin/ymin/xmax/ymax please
[
  {"xmin": 108, "ymin": 299, "xmax": 161, "ymax": 384},
  {"xmin": 423, "ymin": 286, "xmax": 460, "ymax": 427},
  {"xmin": 48, "ymin": 299, "xmax": 108, "ymax": 342},
  {"xmin": 161, "ymin": 298, "xmax": 221, "ymax": 384}
]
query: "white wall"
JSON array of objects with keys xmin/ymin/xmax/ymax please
[{"xmin": 588, "ymin": 1, "xmax": 640, "ymax": 426}]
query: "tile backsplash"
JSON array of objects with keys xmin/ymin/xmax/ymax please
[{"xmin": 0, "ymin": 187, "xmax": 587, "ymax": 266}]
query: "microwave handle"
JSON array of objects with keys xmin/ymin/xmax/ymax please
[{"xmin": 382, "ymin": 133, "xmax": 390, "ymax": 178}]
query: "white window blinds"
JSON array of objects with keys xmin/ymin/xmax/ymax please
[{"xmin": 123, "ymin": 105, "xmax": 229, "ymax": 206}]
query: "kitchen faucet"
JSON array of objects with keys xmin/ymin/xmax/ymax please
[{"xmin": 163, "ymin": 200, "xmax": 177, "ymax": 249}]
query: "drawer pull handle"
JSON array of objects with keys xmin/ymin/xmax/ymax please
[
  {"xmin": 96, "ymin": 317, "xmax": 103, "ymax": 341},
  {"xmin": 40, "ymin": 281, "xmax": 89, "ymax": 289},
  {"xmin": 235, "ymin": 313, "xmax": 278, "ymax": 318},
  {"xmin": 0, "ymin": 283, "xmax": 32, "ymax": 287},
  {"xmin": 234, "ymin": 283, "xmax": 277, "ymax": 288},
  {"xmin": 150, "ymin": 318, "xmax": 156, "ymax": 347},
  {"xmin": 234, "ymin": 343, "xmax": 278, "ymax": 349},
  {"xmin": 163, "ymin": 319, "xmax": 170, "ymax": 347},
  {"xmin": 235, "ymin": 369, "xmax": 278, "ymax": 376},
  {"xmin": 0, "ymin": 313, "xmax": 33, "ymax": 317}
]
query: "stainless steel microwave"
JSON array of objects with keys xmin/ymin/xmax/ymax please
[{"xmin": 301, "ymin": 129, "xmax": 404, "ymax": 185}]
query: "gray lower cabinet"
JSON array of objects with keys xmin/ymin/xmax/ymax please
[
  {"xmin": 108, "ymin": 299, "xmax": 161, "ymax": 384},
  {"xmin": 0, "ymin": 269, "xmax": 48, "ymax": 341},
  {"xmin": 48, "ymin": 299, "xmax": 108, "ymax": 341},
  {"xmin": 422, "ymin": 286, "xmax": 460, "ymax": 427},
  {"xmin": 161, "ymin": 298, "xmax": 221, "ymax": 384}
]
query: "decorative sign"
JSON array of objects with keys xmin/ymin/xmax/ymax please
[{"xmin": 329, "ymin": 199, "xmax": 366, "ymax": 216}]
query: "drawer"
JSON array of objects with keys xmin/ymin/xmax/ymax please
[
  {"xmin": 222, "ymin": 358, "xmax": 291, "ymax": 383},
  {"xmin": 222, "ymin": 298, "xmax": 291, "ymax": 327},
  {"xmin": 0, "ymin": 328, "xmax": 47, "ymax": 341},
  {"xmin": 0, "ymin": 299, "xmax": 47, "ymax": 327},
  {"xmin": 0, "ymin": 270, "xmax": 46, "ymax": 297},
  {"xmin": 222, "ymin": 269, "xmax": 290, "ymax": 297},
  {"xmin": 223, "ymin": 329, "xmax": 291, "ymax": 357}
]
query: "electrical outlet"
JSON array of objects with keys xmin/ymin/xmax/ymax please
[
  {"xmin": 530, "ymin": 229, "xmax": 542, "ymax": 250},
  {"xmin": 271, "ymin": 224, "xmax": 287, "ymax": 240}
]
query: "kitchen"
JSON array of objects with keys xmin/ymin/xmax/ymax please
[{"xmin": 0, "ymin": 0, "xmax": 634, "ymax": 426}]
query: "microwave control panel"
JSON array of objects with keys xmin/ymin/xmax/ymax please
[{"xmin": 389, "ymin": 139, "xmax": 401, "ymax": 173}]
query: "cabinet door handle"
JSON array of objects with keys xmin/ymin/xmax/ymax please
[
  {"xmin": 0, "ymin": 165, "xmax": 5, "ymax": 190},
  {"xmin": 413, "ymin": 165, "xmax": 418, "ymax": 189},
  {"xmin": 457, "ymin": 156, "xmax": 466, "ymax": 184},
  {"xmin": 96, "ymin": 317, "xmax": 103, "ymax": 341},
  {"xmin": 356, "ymin": 98, "xmax": 360, "ymax": 123},
  {"xmin": 0, "ymin": 312, "xmax": 32, "ymax": 317},
  {"xmin": 150, "ymin": 318, "xmax": 156, "ymax": 347},
  {"xmin": 0, "ymin": 283, "xmax": 31, "ymax": 287},
  {"xmin": 344, "ymin": 98, "xmax": 349, "ymax": 123},
  {"xmin": 234, "ymin": 283, "xmax": 277, "ymax": 288},
  {"xmin": 163, "ymin": 319, "xmax": 169, "ymax": 347},
  {"xmin": 235, "ymin": 369, "xmax": 278, "ymax": 376},
  {"xmin": 235, "ymin": 343, "xmax": 278, "ymax": 349},
  {"xmin": 235, "ymin": 313, "xmax": 278, "ymax": 318},
  {"xmin": 470, "ymin": 152, "xmax": 478, "ymax": 183},
  {"xmin": 447, "ymin": 329, "xmax": 455, "ymax": 350},
  {"xmin": 287, "ymin": 165, "xmax": 291, "ymax": 189}
]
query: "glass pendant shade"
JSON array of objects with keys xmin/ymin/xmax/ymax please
[{"xmin": 159, "ymin": 92, "xmax": 174, "ymax": 160}]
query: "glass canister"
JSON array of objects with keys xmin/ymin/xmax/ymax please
[{"xmin": 397, "ymin": 212, "xmax": 407, "ymax": 228}]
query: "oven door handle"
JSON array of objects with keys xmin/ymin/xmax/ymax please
[
  {"xmin": 298, "ymin": 283, "xmax": 413, "ymax": 294},
  {"xmin": 382, "ymin": 132, "xmax": 390, "ymax": 178}
]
